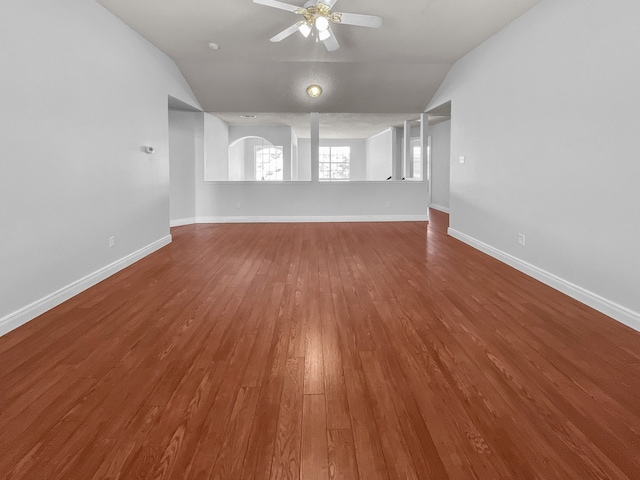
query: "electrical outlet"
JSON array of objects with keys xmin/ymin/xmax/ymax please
[
  {"xmin": 236, "ymin": 202, "xmax": 241, "ymax": 209},
  {"xmin": 385, "ymin": 201, "xmax": 391, "ymax": 208},
  {"xmin": 459, "ymin": 156, "xmax": 465, "ymax": 164},
  {"xmin": 517, "ymin": 233, "xmax": 525, "ymax": 246},
  {"xmin": 109, "ymin": 236, "xmax": 116, "ymax": 248}
]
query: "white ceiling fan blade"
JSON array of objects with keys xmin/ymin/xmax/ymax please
[
  {"xmin": 270, "ymin": 22, "xmax": 302, "ymax": 42},
  {"xmin": 253, "ymin": 0, "xmax": 301, "ymax": 13},
  {"xmin": 323, "ymin": 27, "xmax": 340, "ymax": 51},
  {"xmin": 333, "ymin": 12, "xmax": 383, "ymax": 28}
]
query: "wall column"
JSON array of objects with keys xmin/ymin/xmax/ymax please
[
  {"xmin": 310, "ymin": 112, "xmax": 319, "ymax": 183},
  {"xmin": 404, "ymin": 120, "xmax": 412, "ymax": 179},
  {"xmin": 421, "ymin": 113, "xmax": 430, "ymax": 205}
]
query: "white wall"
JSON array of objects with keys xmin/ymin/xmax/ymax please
[
  {"xmin": 297, "ymin": 139, "xmax": 312, "ymax": 181},
  {"xmin": 366, "ymin": 129, "xmax": 393, "ymax": 180},
  {"xmin": 228, "ymin": 138, "xmax": 245, "ymax": 181},
  {"xmin": 0, "ymin": 0, "xmax": 200, "ymax": 335},
  {"xmin": 204, "ymin": 114, "xmax": 229, "ymax": 181},
  {"xmin": 429, "ymin": 120, "xmax": 451, "ymax": 211},
  {"xmin": 428, "ymin": 0, "xmax": 640, "ymax": 329},
  {"xmin": 291, "ymin": 129, "xmax": 299, "ymax": 181},
  {"xmin": 195, "ymin": 181, "xmax": 427, "ymax": 220},
  {"xmin": 196, "ymin": 119, "xmax": 428, "ymax": 220},
  {"xmin": 169, "ymin": 110, "xmax": 198, "ymax": 223}
]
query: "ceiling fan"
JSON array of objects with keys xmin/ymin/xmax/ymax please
[{"xmin": 253, "ymin": 0, "xmax": 383, "ymax": 52}]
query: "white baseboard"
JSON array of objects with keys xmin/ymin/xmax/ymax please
[
  {"xmin": 447, "ymin": 228, "xmax": 640, "ymax": 333},
  {"xmin": 429, "ymin": 204, "xmax": 450, "ymax": 214},
  {"xmin": 0, "ymin": 235, "xmax": 172, "ymax": 337},
  {"xmin": 170, "ymin": 217, "xmax": 196, "ymax": 227},
  {"xmin": 194, "ymin": 215, "xmax": 429, "ymax": 224}
]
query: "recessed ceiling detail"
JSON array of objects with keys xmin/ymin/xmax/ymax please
[{"xmin": 254, "ymin": 0, "xmax": 382, "ymax": 52}]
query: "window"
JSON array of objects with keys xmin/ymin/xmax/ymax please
[
  {"xmin": 412, "ymin": 145, "xmax": 423, "ymax": 180},
  {"xmin": 319, "ymin": 146, "xmax": 350, "ymax": 180},
  {"xmin": 255, "ymin": 145, "xmax": 283, "ymax": 181}
]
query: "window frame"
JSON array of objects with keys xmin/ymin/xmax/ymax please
[{"xmin": 319, "ymin": 145, "xmax": 351, "ymax": 181}]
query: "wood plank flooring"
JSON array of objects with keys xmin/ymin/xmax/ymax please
[{"xmin": 1, "ymin": 211, "xmax": 640, "ymax": 479}]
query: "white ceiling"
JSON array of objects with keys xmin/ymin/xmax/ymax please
[{"xmin": 96, "ymin": 0, "xmax": 542, "ymax": 114}]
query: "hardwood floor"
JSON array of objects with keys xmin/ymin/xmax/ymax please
[{"xmin": 1, "ymin": 212, "xmax": 640, "ymax": 479}]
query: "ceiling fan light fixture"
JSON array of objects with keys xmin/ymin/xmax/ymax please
[
  {"xmin": 256, "ymin": 0, "xmax": 383, "ymax": 53},
  {"xmin": 298, "ymin": 21, "xmax": 312, "ymax": 38},
  {"xmin": 306, "ymin": 84, "xmax": 323, "ymax": 98},
  {"xmin": 315, "ymin": 15, "xmax": 329, "ymax": 32}
]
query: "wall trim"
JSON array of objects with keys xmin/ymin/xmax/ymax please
[
  {"xmin": 0, "ymin": 235, "xmax": 172, "ymax": 337},
  {"xmin": 448, "ymin": 228, "xmax": 640, "ymax": 333},
  {"xmin": 170, "ymin": 217, "xmax": 196, "ymax": 227},
  {"xmin": 195, "ymin": 214, "xmax": 428, "ymax": 224},
  {"xmin": 429, "ymin": 204, "xmax": 450, "ymax": 214}
]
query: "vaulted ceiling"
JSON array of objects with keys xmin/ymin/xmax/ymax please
[{"xmin": 96, "ymin": 0, "xmax": 542, "ymax": 114}]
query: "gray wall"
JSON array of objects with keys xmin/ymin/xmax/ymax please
[
  {"xmin": 197, "ymin": 117, "xmax": 427, "ymax": 220},
  {"xmin": 0, "ymin": 0, "xmax": 200, "ymax": 334},
  {"xmin": 428, "ymin": 0, "xmax": 640, "ymax": 328},
  {"xmin": 366, "ymin": 129, "xmax": 393, "ymax": 180},
  {"xmin": 429, "ymin": 120, "xmax": 451, "ymax": 211},
  {"xmin": 291, "ymin": 129, "xmax": 299, "ymax": 181},
  {"xmin": 169, "ymin": 110, "xmax": 198, "ymax": 222},
  {"xmin": 203, "ymin": 114, "xmax": 230, "ymax": 181},
  {"xmin": 197, "ymin": 118, "xmax": 428, "ymax": 220}
]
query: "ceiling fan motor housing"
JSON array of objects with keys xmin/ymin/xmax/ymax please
[{"xmin": 298, "ymin": 1, "xmax": 334, "ymax": 27}]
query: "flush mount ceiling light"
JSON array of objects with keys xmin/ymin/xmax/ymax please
[
  {"xmin": 306, "ymin": 84, "xmax": 323, "ymax": 98},
  {"xmin": 254, "ymin": 0, "xmax": 383, "ymax": 52}
]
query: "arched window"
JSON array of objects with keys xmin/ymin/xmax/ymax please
[
  {"xmin": 228, "ymin": 136, "xmax": 283, "ymax": 181},
  {"xmin": 255, "ymin": 145, "xmax": 283, "ymax": 181}
]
